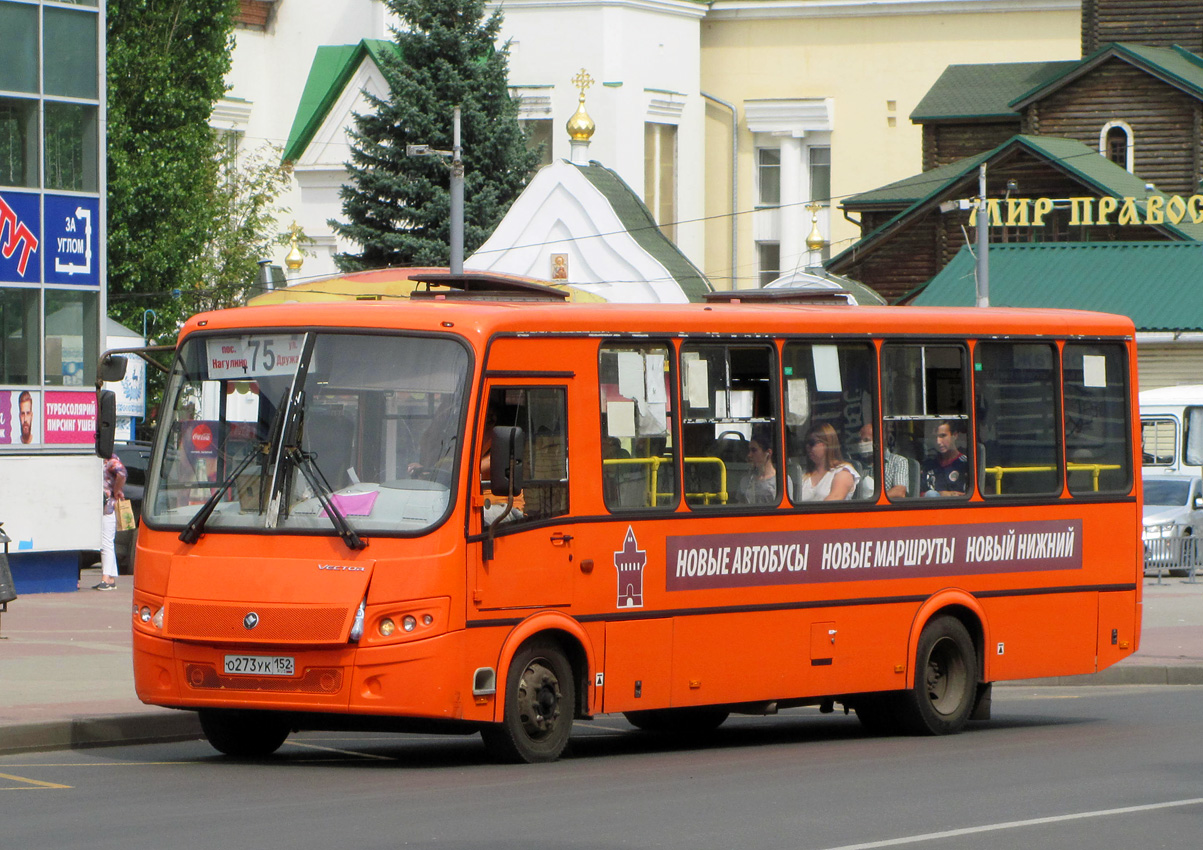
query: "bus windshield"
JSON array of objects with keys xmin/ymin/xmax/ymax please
[{"xmin": 146, "ymin": 331, "xmax": 471, "ymax": 537}]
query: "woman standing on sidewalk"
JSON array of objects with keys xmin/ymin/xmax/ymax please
[{"xmin": 98, "ymin": 454, "xmax": 127, "ymax": 590}]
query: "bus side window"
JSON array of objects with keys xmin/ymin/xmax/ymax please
[
  {"xmin": 1141, "ymin": 417, "xmax": 1177, "ymax": 466},
  {"xmin": 782, "ymin": 342, "xmax": 876, "ymax": 504},
  {"xmin": 975, "ymin": 342, "xmax": 1060, "ymax": 498},
  {"xmin": 1064, "ymin": 343, "xmax": 1131, "ymax": 495},
  {"xmin": 680, "ymin": 344, "xmax": 777, "ymax": 509},
  {"xmin": 881, "ymin": 343, "xmax": 969, "ymax": 500},
  {"xmin": 598, "ymin": 343, "xmax": 677, "ymax": 510}
]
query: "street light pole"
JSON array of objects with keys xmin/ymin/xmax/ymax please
[
  {"xmin": 976, "ymin": 163, "xmax": 989, "ymax": 308},
  {"xmin": 407, "ymin": 106, "xmax": 464, "ymax": 274},
  {"xmin": 450, "ymin": 106, "xmax": 463, "ymax": 275}
]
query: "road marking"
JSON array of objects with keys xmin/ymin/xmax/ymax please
[
  {"xmin": 0, "ymin": 771, "xmax": 72, "ymax": 790},
  {"xmin": 819, "ymin": 797, "xmax": 1203, "ymax": 850}
]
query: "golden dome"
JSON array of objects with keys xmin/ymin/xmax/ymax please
[
  {"xmin": 805, "ymin": 203, "xmax": 826, "ymax": 252},
  {"xmin": 567, "ymin": 102, "xmax": 595, "ymax": 141},
  {"xmin": 285, "ymin": 237, "xmax": 304, "ymax": 272},
  {"xmin": 567, "ymin": 68, "xmax": 596, "ymax": 142}
]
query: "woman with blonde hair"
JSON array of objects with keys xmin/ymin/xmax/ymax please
[{"xmin": 798, "ymin": 423, "xmax": 859, "ymax": 502}]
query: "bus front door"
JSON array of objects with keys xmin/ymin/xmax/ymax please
[{"xmin": 470, "ymin": 383, "xmax": 574, "ymax": 611}]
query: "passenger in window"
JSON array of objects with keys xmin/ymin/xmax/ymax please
[
  {"xmin": 854, "ymin": 422, "xmax": 909, "ymax": 499},
  {"xmin": 798, "ymin": 423, "xmax": 859, "ymax": 502},
  {"xmin": 740, "ymin": 429, "xmax": 780, "ymax": 505},
  {"xmin": 921, "ymin": 419, "xmax": 969, "ymax": 497},
  {"xmin": 603, "ymin": 436, "xmax": 630, "ymax": 460}
]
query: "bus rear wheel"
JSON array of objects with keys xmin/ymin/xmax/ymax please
[
  {"xmin": 482, "ymin": 638, "xmax": 575, "ymax": 763},
  {"xmin": 198, "ymin": 709, "xmax": 291, "ymax": 757},
  {"xmin": 624, "ymin": 707, "xmax": 729, "ymax": 734},
  {"xmin": 898, "ymin": 615, "xmax": 977, "ymax": 735}
]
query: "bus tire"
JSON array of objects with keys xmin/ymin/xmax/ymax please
[
  {"xmin": 482, "ymin": 638, "xmax": 575, "ymax": 764},
  {"xmin": 624, "ymin": 707, "xmax": 729, "ymax": 734},
  {"xmin": 899, "ymin": 615, "xmax": 977, "ymax": 735},
  {"xmin": 198, "ymin": 709, "xmax": 291, "ymax": 757}
]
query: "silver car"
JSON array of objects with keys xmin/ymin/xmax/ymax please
[{"xmin": 1142, "ymin": 475, "xmax": 1203, "ymax": 577}]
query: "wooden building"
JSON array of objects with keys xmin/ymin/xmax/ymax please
[{"xmin": 830, "ymin": 0, "xmax": 1203, "ymax": 302}]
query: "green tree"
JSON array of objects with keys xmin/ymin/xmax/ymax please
[
  {"xmin": 332, "ymin": 0, "xmax": 540, "ymax": 270},
  {"xmin": 189, "ymin": 141, "xmax": 298, "ymax": 315},
  {"xmin": 106, "ymin": 0, "xmax": 238, "ymax": 335}
]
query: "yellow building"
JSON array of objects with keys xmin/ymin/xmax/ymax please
[{"xmin": 699, "ymin": 1, "xmax": 1081, "ymax": 288}]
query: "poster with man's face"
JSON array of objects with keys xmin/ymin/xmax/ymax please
[{"xmin": 0, "ymin": 390, "xmax": 39, "ymax": 446}]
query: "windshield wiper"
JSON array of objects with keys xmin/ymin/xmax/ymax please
[
  {"xmin": 285, "ymin": 446, "xmax": 367, "ymax": 550},
  {"xmin": 179, "ymin": 443, "xmax": 266, "ymax": 544}
]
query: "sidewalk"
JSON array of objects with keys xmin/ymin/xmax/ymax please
[{"xmin": 1, "ymin": 569, "xmax": 1200, "ymax": 755}]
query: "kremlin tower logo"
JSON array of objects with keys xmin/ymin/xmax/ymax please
[{"xmin": 613, "ymin": 526, "xmax": 647, "ymax": 608}]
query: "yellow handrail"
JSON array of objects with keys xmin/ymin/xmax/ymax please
[
  {"xmin": 984, "ymin": 463, "xmax": 1122, "ymax": 493},
  {"xmin": 603, "ymin": 455, "xmax": 729, "ymax": 505},
  {"xmin": 683, "ymin": 456, "xmax": 728, "ymax": 505}
]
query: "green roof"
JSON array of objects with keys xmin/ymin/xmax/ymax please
[
  {"xmin": 833, "ymin": 134, "xmax": 1203, "ymax": 273},
  {"xmin": 572, "ymin": 161, "xmax": 712, "ymax": 303},
  {"xmin": 911, "ymin": 61, "xmax": 1075, "ymax": 122},
  {"xmin": 843, "ymin": 149, "xmax": 992, "ymax": 208},
  {"xmin": 1011, "ymin": 43, "xmax": 1203, "ymax": 109},
  {"xmin": 912, "ymin": 242, "xmax": 1203, "ymax": 332},
  {"xmin": 283, "ymin": 39, "xmax": 396, "ymax": 163},
  {"xmin": 912, "ymin": 44, "xmax": 1203, "ymax": 124}
]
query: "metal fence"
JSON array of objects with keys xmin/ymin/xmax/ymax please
[{"xmin": 1143, "ymin": 523, "xmax": 1200, "ymax": 583}]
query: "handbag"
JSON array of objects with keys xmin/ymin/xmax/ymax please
[{"xmin": 116, "ymin": 498, "xmax": 136, "ymax": 532}]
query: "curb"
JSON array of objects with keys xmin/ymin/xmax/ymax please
[
  {"xmin": 1007, "ymin": 665, "xmax": 1203, "ymax": 687},
  {"xmin": 0, "ymin": 711, "xmax": 201, "ymax": 756}
]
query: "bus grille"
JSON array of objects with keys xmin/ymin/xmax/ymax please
[
  {"xmin": 167, "ymin": 602, "xmax": 349, "ymax": 642},
  {"xmin": 185, "ymin": 664, "xmax": 344, "ymax": 694}
]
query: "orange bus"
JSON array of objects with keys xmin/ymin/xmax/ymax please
[{"xmin": 104, "ymin": 274, "xmax": 1141, "ymax": 762}]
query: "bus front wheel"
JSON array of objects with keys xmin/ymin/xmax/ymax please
[
  {"xmin": 899, "ymin": 615, "xmax": 977, "ymax": 735},
  {"xmin": 198, "ymin": 709, "xmax": 291, "ymax": 757},
  {"xmin": 482, "ymin": 638, "xmax": 575, "ymax": 763}
]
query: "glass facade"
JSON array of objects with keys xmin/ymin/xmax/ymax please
[{"xmin": 0, "ymin": 0, "xmax": 104, "ymax": 451}]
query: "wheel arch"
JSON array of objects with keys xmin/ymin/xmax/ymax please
[
  {"xmin": 905, "ymin": 589, "xmax": 991, "ymax": 689},
  {"xmin": 492, "ymin": 611, "xmax": 595, "ymax": 723}
]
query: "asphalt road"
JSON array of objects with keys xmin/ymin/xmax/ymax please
[{"xmin": 2, "ymin": 685, "xmax": 1201, "ymax": 850}]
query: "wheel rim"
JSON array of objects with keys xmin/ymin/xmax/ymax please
[
  {"xmin": 925, "ymin": 636, "xmax": 969, "ymax": 717},
  {"xmin": 515, "ymin": 658, "xmax": 562, "ymax": 742}
]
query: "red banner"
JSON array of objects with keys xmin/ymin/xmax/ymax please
[
  {"xmin": 43, "ymin": 390, "xmax": 96, "ymax": 445},
  {"xmin": 665, "ymin": 519, "xmax": 1082, "ymax": 591}
]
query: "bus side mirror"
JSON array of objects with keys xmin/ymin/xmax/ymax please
[
  {"xmin": 98, "ymin": 353, "xmax": 128, "ymax": 384},
  {"xmin": 96, "ymin": 390, "xmax": 117, "ymax": 459},
  {"xmin": 490, "ymin": 426, "xmax": 524, "ymax": 498}
]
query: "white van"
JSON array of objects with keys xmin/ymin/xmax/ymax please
[
  {"xmin": 1140, "ymin": 384, "xmax": 1203, "ymax": 478},
  {"xmin": 1140, "ymin": 386, "xmax": 1203, "ymax": 576}
]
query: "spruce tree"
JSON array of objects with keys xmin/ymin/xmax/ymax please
[{"xmin": 332, "ymin": 0, "xmax": 540, "ymax": 270}]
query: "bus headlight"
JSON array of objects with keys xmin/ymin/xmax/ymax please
[{"xmin": 361, "ymin": 598, "xmax": 450, "ymax": 647}]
